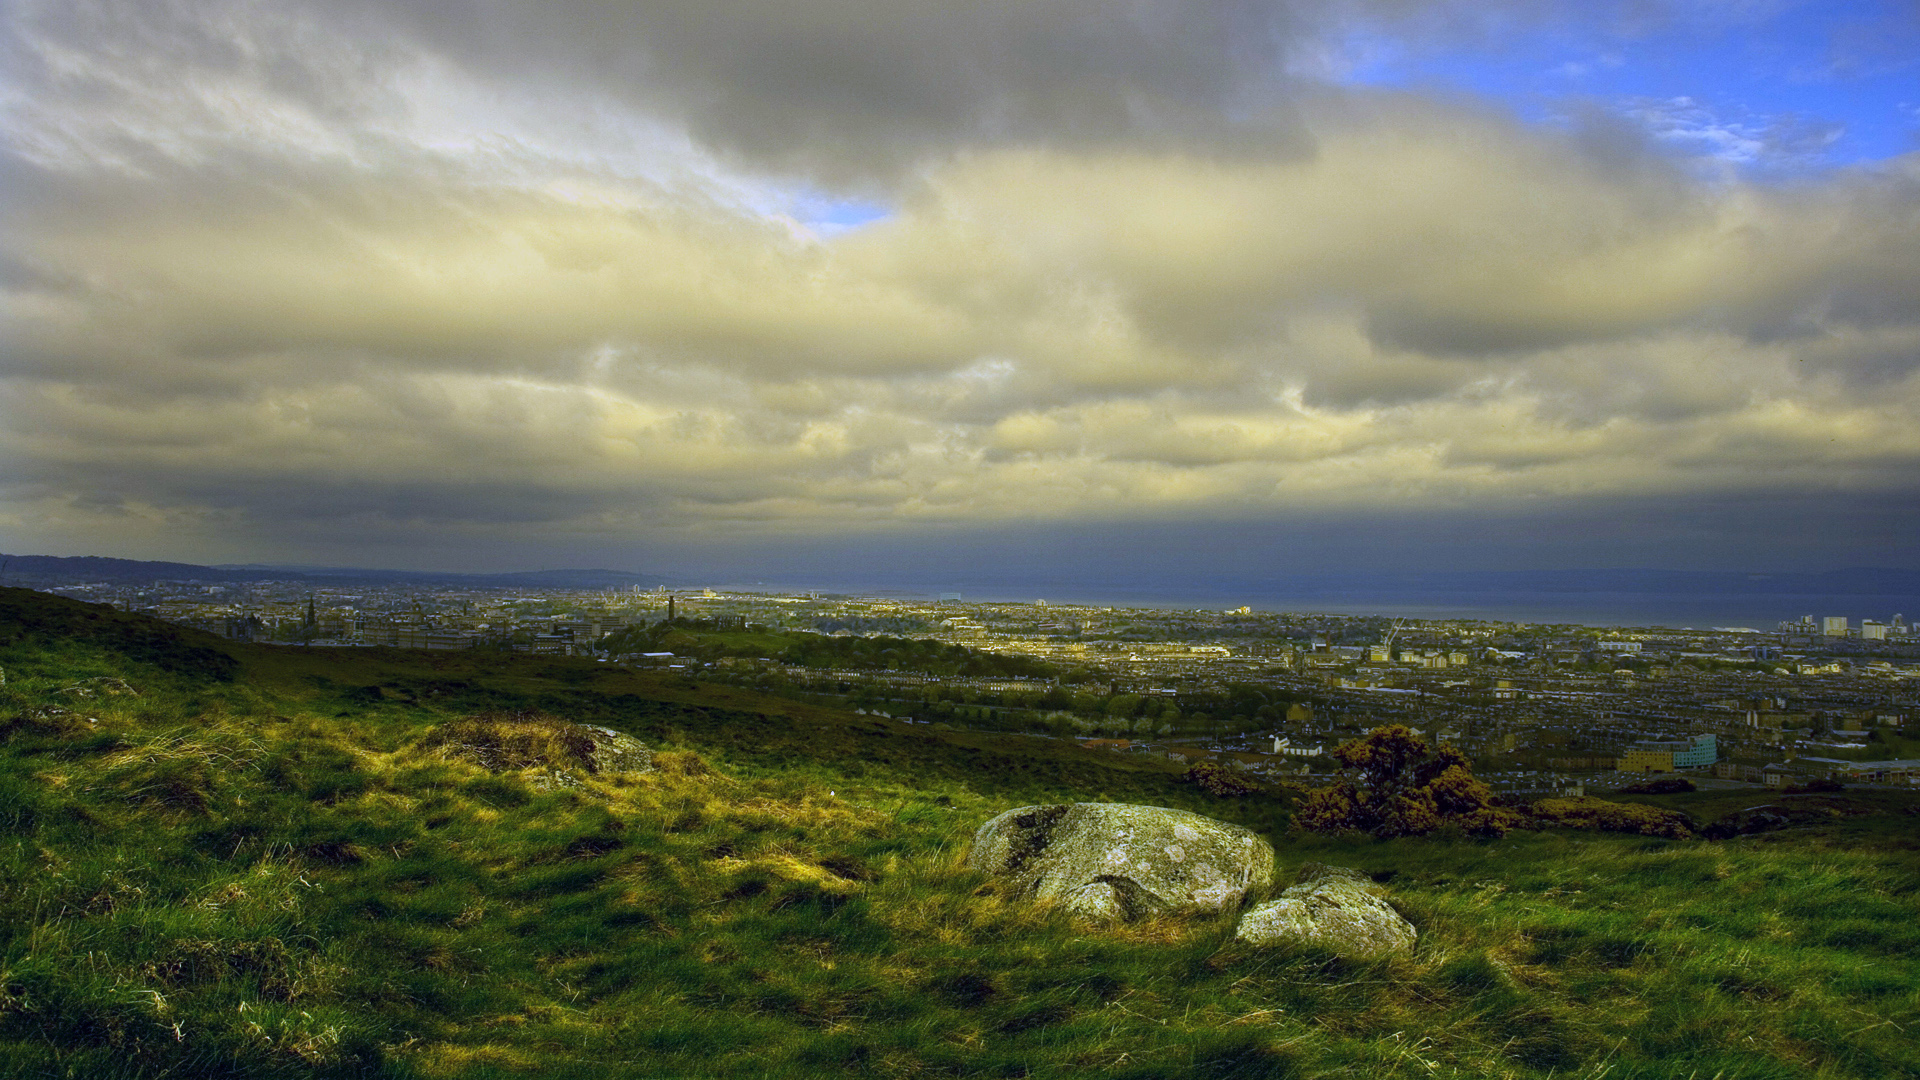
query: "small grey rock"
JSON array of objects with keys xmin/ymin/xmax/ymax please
[
  {"xmin": 581, "ymin": 725, "xmax": 654, "ymax": 775},
  {"xmin": 1236, "ymin": 864, "xmax": 1415, "ymax": 957},
  {"xmin": 57, "ymin": 677, "xmax": 139, "ymax": 700}
]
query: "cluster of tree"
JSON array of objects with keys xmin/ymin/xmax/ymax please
[
  {"xmin": 805, "ymin": 615, "xmax": 934, "ymax": 636},
  {"xmin": 777, "ymin": 634, "xmax": 1056, "ymax": 679}
]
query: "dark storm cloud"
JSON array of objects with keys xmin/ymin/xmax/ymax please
[{"xmin": 349, "ymin": 0, "xmax": 1319, "ymax": 181}]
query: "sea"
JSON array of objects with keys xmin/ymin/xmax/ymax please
[{"xmin": 705, "ymin": 581, "xmax": 1920, "ymax": 632}]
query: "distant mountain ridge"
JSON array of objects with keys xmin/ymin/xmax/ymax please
[{"xmin": 0, "ymin": 554, "xmax": 670, "ymax": 590}]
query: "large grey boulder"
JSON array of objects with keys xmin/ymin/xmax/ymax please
[
  {"xmin": 1235, "ymin": 863, "xmax": 1416, "ymax": 957},
  {"xmin": 967, "ymin": 803, "xmax": 1276, "ymax": 921}
]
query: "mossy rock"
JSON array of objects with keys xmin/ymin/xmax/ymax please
[
  {"xmin": 1236, "ymin": 863, "xmax": 1416, "ymax": 958},
  {"xmin": 966, "ymin": 802, "xmax": 1275, "ymax": 921}
]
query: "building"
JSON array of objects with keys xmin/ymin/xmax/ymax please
[
  {"xmin": 1822, "ymin": 616, "xmax": 1849, "ymax": 637},
  {"xmin": 1839, "ymin": 759, "xmax": 1920, "ymax": 786},
  {"xmin": 1618, "ymin": 734, "xmax": 1715, "ymax": 774},
  {"xmin": 1764, "ymin": 757, "xmax": 1856, "ymax": 787},
  {"xmin": 1673, "ymin": 733, "xmax": 1717, "ymax": 768},
  {"xmin": 1598, "ymin": 641, "xmax": 1643, "ymax": 653},
  {"xmin": 1617, "ymin": 746, "xmax": 1673, "ymax": 773},
  {"xmin": 1861, "ymin": 621, "xmax": 1886, "ymax": 641},
  {"xmin": 393, "ymin": 627, "xmax": 475, "ymax": 650},
  {"xmin": 1713, "ymin": 761, "xmax": 1767, "ymax": 783}
]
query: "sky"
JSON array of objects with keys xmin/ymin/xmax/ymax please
[{"xmin": 2, "ymin": 0, "xmax": 1919, "ymax": 582}]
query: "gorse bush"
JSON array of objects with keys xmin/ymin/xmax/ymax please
[
  {"xmin": 1528, "ymin": 796, "xmax": 1696, "ymax": 838},
  {"xmin": 1183, "ymin": 759, "xmax": 1261, "ymax": 797},
  {"xmin": 1296, "ymin": 726, "xmax": 1519, "ymax": 838}
]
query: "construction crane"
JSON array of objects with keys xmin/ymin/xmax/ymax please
[{"xmin": 1380, "ymin": 617, "xmax": 1406, "ymax": 660}]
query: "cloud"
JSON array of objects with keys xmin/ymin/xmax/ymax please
[
  {"xmin": 349, "ymin": 0, "xmax": 1326, "ymax": 182},
  {"xmin": 2, "ymin": 0, "xmax": 1919, "ymax": 570}
]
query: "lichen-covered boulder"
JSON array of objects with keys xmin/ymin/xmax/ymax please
[
  {"xmin": 1235, "ymin": 863, "xmax": 1415, "ymax": 957},
  {"xmin": 967, "ymin": 803, "xmax": 1275, "ymax": 921},
  {"xmin": 578, "ymin": 725, "xmax": 653, "ymax": 774}
]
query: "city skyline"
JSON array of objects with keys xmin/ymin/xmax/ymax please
[{"xmin": 4, "ymin": 1, "xmax": 1919, "ymax": 577}]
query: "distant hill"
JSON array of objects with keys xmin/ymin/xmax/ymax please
[
  {"xmin": 218, "ymin": 564, "xmax": 673, "ymax": 589},
  {"xmin": 0, "ymin": 554, "xmax": 277, "ymax": 585},
  {"xmin": 0, "ymin": 585, "xmax": 239, "ymax": 681},
  {"xmin": 0, "ymin": 553, "xmax": 670, "ymax": 590}
]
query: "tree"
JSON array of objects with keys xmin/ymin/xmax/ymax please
[{"xmin": 1297, "ymin": 725, "xmax": 1518, "ymax": 838}]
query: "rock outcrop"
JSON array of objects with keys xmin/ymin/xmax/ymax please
[
  {"xmin": 577, "ymin": 724, "xmax": 654, "ymax": 775},
  {"xmin": 1235, "ymin": 863, "xmax": 1415, "ymax": 958},
  {"xmin": 967, "ymin": 803, "xmax": 1275, "ymax": 921},
  {"xmin": 420, "ymin": 712, "xmax": 653, "ymax": 788},
  {"xmin": 57, "ymin": 677, "xmax": 139, "ymax": 699}
]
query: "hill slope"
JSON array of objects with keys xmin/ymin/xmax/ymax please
[{"xmin": 0, "ymin": 588, "xmax": 1915, "ymax": 1079}]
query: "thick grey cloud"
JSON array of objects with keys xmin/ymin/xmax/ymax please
[
  {"xmin": 352, "ymin": 0, "xmax": 1320, "ymax": 181},
  {"xmin": 2, "ymin": 0, "xmax": 1918, "ymax": 572}
]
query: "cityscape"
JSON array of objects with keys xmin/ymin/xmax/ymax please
[{"xmin": 35, "ymin": 567, "xmax": 1920, "ymax": 797}]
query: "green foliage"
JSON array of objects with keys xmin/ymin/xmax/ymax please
[
  {"xmin": 1183, "ymin": 759, "xmax": 1261, "ymax": 798},
  {"xmin": 1297, "ymin": 726, "xmax": 1519, "ymax": 838},
  {"xmin": 1618, "ymin": 776, "xmax": 1697, "ymax": 795},
  {"xmin": 1527, "ymin": 796, "xmax": 1697, "ymax": 838}
]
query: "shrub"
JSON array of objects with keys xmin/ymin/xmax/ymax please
[
  {"xmin": 1619, "ymin": 777, "xmax": 1695, "ymax": 795},
  {"xmin": 1296, "ymin": 725, "xmax": 1520, "ymax": 838},
  {"xmin": 1528, "ymin": 797, "xmax": 1694, "ymax": 839},
  {"xmin": 1184, "ymin": 759, "xmax": 1260, "ymax": 797},
  {"xmin": 1784, "ymin": 778, "xmax": 1845, "ymax": 794}
]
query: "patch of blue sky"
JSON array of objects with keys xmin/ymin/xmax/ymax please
[
  {"xmin": 790, "ymin": 192, "xmax": 894, "ymax": 236},
  {"xmin": 1333, "ymin": 0, "xmax": 1919, "ymax": 170}
]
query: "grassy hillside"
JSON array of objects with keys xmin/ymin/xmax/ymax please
[{"xmin": 1, "ymin": 588, "xmax": 1917, "ymax": 1079}]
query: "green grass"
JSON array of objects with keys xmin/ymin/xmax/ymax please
[{"xmin": 1, "ymin": 587, "xmax": 1917, "ymax": 1078}]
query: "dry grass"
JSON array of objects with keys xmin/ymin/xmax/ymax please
[{"xmin": 414, "ymin": 710, "xmax": 601, "ymax": 773}]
